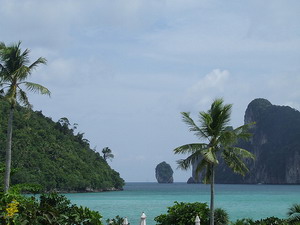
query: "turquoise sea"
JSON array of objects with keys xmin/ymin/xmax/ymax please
[{"xmin": 64, "ymin": 183, "xmax": 300, "ymax": 225}]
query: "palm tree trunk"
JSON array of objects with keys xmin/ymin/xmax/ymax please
[
  {"xmin": 4, "ymin": 106, "xmax": 14, "ymax": 192},
  {"xmin": 210, "ymin": 164, "xmax": 215, "ymax": 225}
]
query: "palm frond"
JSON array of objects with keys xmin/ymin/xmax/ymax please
[
  {"xmin": 174, "ymin": 143, "xmax": 208, "ymax": 155},
  {"xmin": 232, "ymin": 122, "xmax": 255, "ymax": 140},
  {"xmin": 17, "ymin": 88, "xmax": 32, "ymax": 109},
  {"xmin": 177, "ymin": 156, "xmax": 196, "ymax": 170},
  {"xmin": 12, "ymin": 65, "xmax": 30, "ymax": 81},
  {"xmin": 203, "ymin": 164, "xmax": 212, "ymax": 184},
  {"xmin": 218, "ymin": 130, "xmax": 236, "ymax": 147},
  {"xmin": 288, "ymin": 204, "xmax": 300, "ymax": 217},
  {"xmin": 177, "ymin": 159, "xmax": 192, "ymax": 171},
  {"xmin": 4, "ymin": 86, "xmax": 17, "ymax": 106},
  {"xmin": 222, "ymin": 150, "xmax": 249, "ymax": 176},
  {"xmin": 229, "ymin": 147, "xmax": 255, "ymax": 160},
  {"xmin": 19, "ymin": 44, "xmax": 30, "ymax": 66},
  {"xmin": 24, "ymin": 82, "xmax": 51, "ymax": 96},
  {"xmin": 194, "ymin": 159, "xmax": 210, "ymax": 178},
  {"xmin": 176, "ymin": 148, "xmax": 208, "ymax": 170},
  {"xmin": 212, "ymin": 102, "xmax": 232, "ymax": 133},
  {"xmin": 28, "ymin": 57, "xmax": 47, "ymax": 71},
  {"xmin": 202, "ymin": 147, "xmax": 218, "ymax": 164},
  {"xmin": 181, "ymin": 112, "xmax": 208, "ymax": 139},
  {"xmin": 199, "ymin": 111, "xmax": 212, "ymax": 137}
]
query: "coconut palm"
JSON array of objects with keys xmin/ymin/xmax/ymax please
[
  {"xmin": 287, "ymin": 204, "xmax": 300, "ymax": 224},
  {"xmin": 174, "ymin": 98, "xmax": 254, "ymax": 225},
  {"xmin": 0, "ymin": 41, "xmax": 50, "ymax": 192},
  {"xmin": 102, "ymin": 147, "xmax": 114, "ymax": 162}
]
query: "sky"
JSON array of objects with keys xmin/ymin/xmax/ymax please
[{"xmin": 1, "ymin": 0, "xmax": 300, "ymax": 182}]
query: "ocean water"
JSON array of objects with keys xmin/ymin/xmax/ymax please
[{"xmin": 64, "ymin": 183, "xmax": 300, "ymax": 225}]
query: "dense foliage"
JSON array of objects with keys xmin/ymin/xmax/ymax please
[
  {"xmin": 154, "ymin": 201, "xmax": 210, "ymax": 225},
  {"xmin": 155, "ymin": 161, "xmax": 173, "ymax": 183},
  {"xmin": 105, "ymin": 215, "xmax": 126, "ymax": 225},
  {"xmin": 0, "ymin": 187, "xmax": 103, "ymax": 224},
  {"xmin": 154, "ymin": 201, "xmax": 229, "ymax": 225},
  {"xmin": 0, "ymin": 98, "xmax": 124, "ymax": 192},
  {"xmin": 231, "ymin": 217, "xmax": 290, "ymax": 225},
  {"xmin": 155, "ymin": 201, "xmax": 300, "ymax": 225}
]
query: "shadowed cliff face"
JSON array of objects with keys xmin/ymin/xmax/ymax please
[{"xmin": 192, "ymin": 98, "xmax": 300, "ymax": 184}]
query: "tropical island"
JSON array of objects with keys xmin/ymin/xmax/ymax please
[
  {"xmin": 0, "ymin": 42, "xmax": 124, "ymax": 224},
  {"xmin": 155, "ymin": 161, "xmax": 174, "ymax": 183}
]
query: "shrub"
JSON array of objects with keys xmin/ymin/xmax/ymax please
[
  {"xmin": 230, "ymin": 218, "xmax": 255, "ymax": 225},
  {"xmin": 154, "ymin": 201, "xmax": 210, "ymax": 225},
  {"xmin": 254, "ymin": 217, "xmax": 289, "ymax": 225},
  {"xmin": 0, "ymin": 190, "xmax": 103, "ymax": 225},
  {"xmin": 231, "ymin": 217, "xmax": 289, "ymax": 225},
  {"xmin": 106, "ymin": 215, "xmax": 129, "ymax": 225}
]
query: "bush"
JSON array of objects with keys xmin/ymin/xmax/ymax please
[
  {"xmin": 106, "ymin": 215, "xmax": 129, "ymax": 225},
  {"xmin": 231, "ymin": 217, "xmax": 289, "ymax": 225},
  {"xmin": 230, "ymin": 218, "xmax": 255, "ymax": 225},
  {"xmin": 254, "ymin": 217, "xmax": 289, "ymax": 225},
  {"xmin": 154, "ymin": 201, "xmax": 231, "ymax": 225},
  {"xmin": 0, "ymin": 189, "xmax": 103, "ymax": 225},
  {"xmin": 154, "ymin": 201, "xmax": 210, "ymax": 225}
]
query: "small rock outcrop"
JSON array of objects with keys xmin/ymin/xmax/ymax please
[{"xmin": 155, "ymin": 161, "xmax": 174, "ymax": 183}]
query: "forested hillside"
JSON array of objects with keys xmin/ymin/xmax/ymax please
[{"xmin": 0, "ymin": 97, "xmax": 124, "ymax": 192}]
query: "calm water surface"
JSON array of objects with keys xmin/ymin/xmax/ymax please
[{"xmin": 64, "ymin": 182, "xmax": 300, "ymax": 225}]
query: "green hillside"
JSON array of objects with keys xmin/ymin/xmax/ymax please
[{"xmin": 0, "ymin": 97, "xmax": 124, "ymax": 192}]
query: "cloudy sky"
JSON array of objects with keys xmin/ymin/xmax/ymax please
[{"xmin": 1, "ymin": 0, "xmax": 299, "ymax": 182}]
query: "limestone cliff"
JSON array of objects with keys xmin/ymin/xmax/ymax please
[
  {"xmin": 155, "ymin": 161, "xmax": 174, "ymax": 183},
  {"xmin": 191, "ymin": 98, "xmax": 300, "ymax": 184}
]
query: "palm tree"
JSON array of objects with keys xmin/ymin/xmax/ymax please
[
  {"xmin": 0, "ymin": 41, "xmax": 50, "ymax": 192},
  {"xmin": 102, "ymin": 147, "xmax": 114, "ymax": 162},
  {"xmin": 174, "ymin": 98, "xmax": 254, "ymax": 225}
]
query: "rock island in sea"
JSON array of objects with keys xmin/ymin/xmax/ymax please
[{"xmin": 155, "ymin": 161, "xmax": 174, "ymax": 183}]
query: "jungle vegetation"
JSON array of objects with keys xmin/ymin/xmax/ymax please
[{"xmin": 0, "ymin": 97, "xmax": 124, "ymax": 191}]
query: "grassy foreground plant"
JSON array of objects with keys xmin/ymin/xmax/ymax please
[
  {"xmin": 287, "ymin": 203, "xmax": 300, "ymax": 224},
  {"xmin": 174, "ymin": 98, "xmax": 254, "ymax": 225}
]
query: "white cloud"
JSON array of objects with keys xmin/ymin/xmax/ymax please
[{"xmin": 181, "ymin": 69, "xmax": 230, "ymax": 111}]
